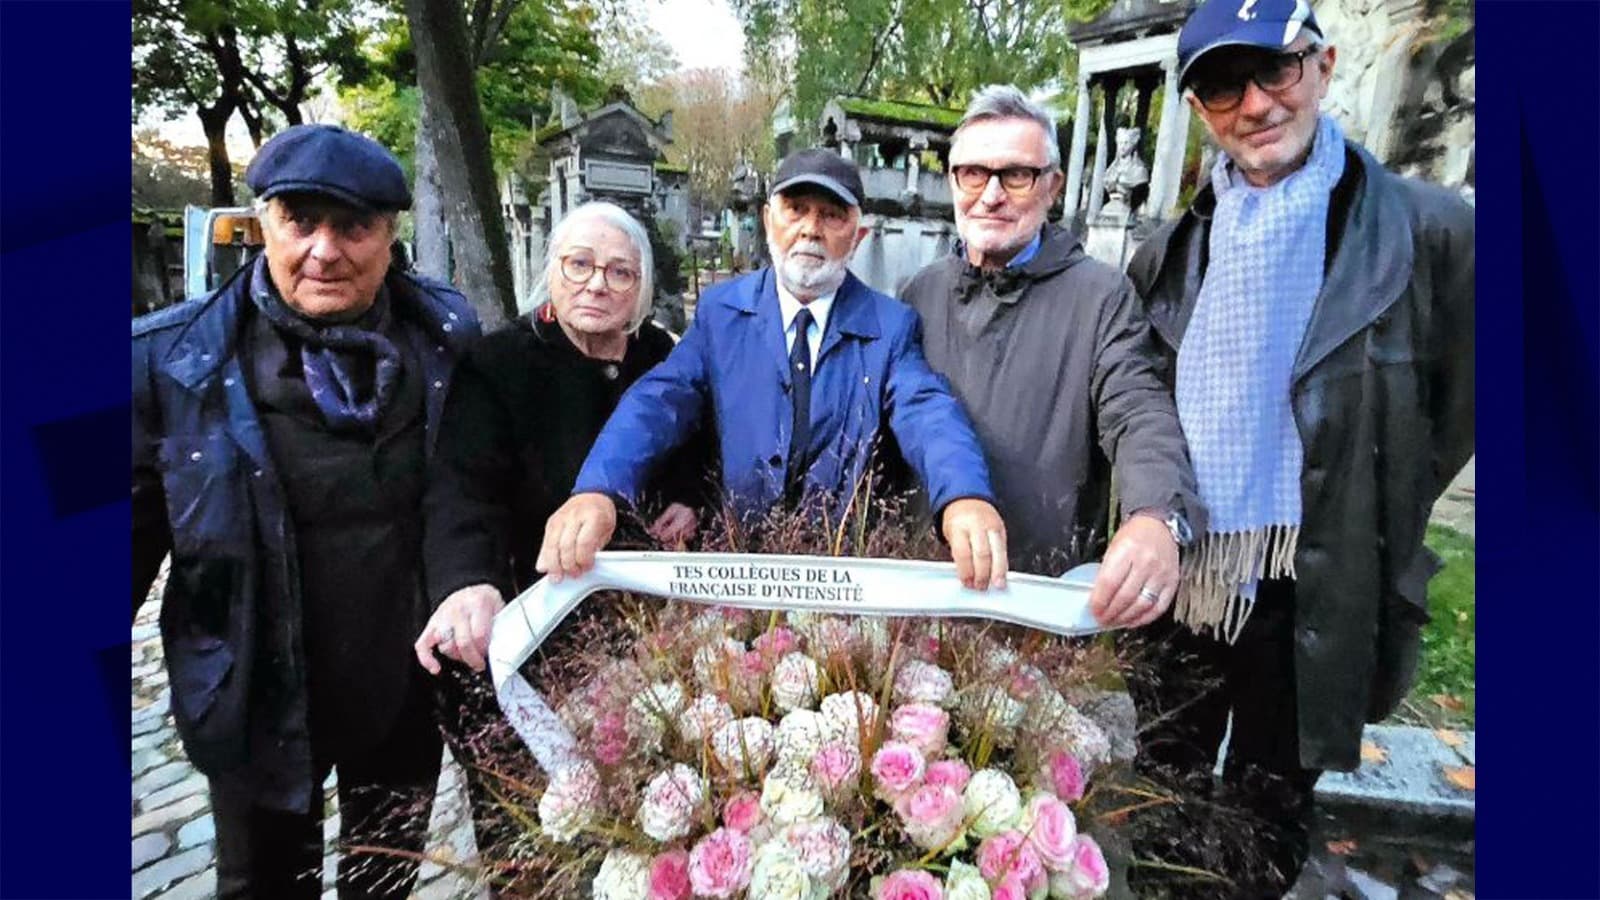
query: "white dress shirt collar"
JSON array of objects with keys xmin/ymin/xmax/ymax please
[{"xmin": 776, "ymin": 281, "xmax": 835, "ymax": 360}]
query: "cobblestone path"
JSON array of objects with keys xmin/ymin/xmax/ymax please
[{"xmin": 131, "ymin": 583, "xmax": 490, "ymax": 900}]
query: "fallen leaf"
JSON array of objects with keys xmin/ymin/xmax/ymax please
[
  {"xmin": 1360, "ymin": 740, "xmax": 1389, "ymax": 765},
  {"xmin": 1442, "ymin": 764, "xmax": 1476, "ymax": 791},
  {"xmin": 1429, "ymin": 693, "xmax": 1466, "ymax": 712},
  {"xmin": 1435, "ymin": 728, "xmax": 1465, "ymax": 747},
  {"xmin": 1444, "ymin": 890, "xmax": 1474, "ymax": 900},
  {"xmin": 1325, "ymin": 839, "xmax": 1358, "ymax": 856}
]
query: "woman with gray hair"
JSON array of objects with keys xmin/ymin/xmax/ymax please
[{"xmin": 413, "ymin": 202, "xmax": 707, "ymax": 871}]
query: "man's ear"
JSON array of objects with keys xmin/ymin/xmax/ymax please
[
  {"xmin": 1317, "ymin": 44, "xmax": 1338, "ymax": 88},
  {"xmin": 854, "ymin": 224, "xmax": 870, "ymax": 249}
]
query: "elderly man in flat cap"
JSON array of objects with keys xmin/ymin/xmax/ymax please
[{"xmin": 133, "ymin": 124, "xmax": 481, "ymax": 898}]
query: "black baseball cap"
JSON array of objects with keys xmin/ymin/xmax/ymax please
[
  {"xmin": 1177, "ymin": 0, "xmax": 1324, "ymax": 87},
  {"xmin": 246, "ymin": 124, "xmax": 412, "ymax": 211},
  {"xmin": 769, "ymin": 148, "xmax": 865, "ymax": 208}
]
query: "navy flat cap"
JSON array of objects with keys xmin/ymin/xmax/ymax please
[
  {"xmin": 245, "ymin": 124, "xmax": 411, "ymax": 211},
  {"xmin": 1178, "ymin": 0, "xmax": 1323, "ymax": 86}
]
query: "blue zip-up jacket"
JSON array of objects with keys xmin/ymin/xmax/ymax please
[
  {"xmin": 574, "ymin": 267, "xmax": 995, "ymax": 520},
  {"xmin": 131, "ymin": 259, "xmax": 480, "ymax": 810}
]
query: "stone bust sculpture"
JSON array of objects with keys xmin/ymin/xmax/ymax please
[{"xmin": 1103, "ymin": 126, "xmax": 1150, "ymax": 207}]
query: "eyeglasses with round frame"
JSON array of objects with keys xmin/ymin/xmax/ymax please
[
  {"xmin": 1188, "ymin": 46, "xmax": 1322, "ymax": 113},
  {"xmin": 559, "ymin": 253, "xmax": 640, "ymax": 292},
  {"xmin": 949, "ymin": 164, "xmax": 1051, "ymax": 196}
]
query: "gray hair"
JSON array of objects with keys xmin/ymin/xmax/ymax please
[
  {"xmin": 531, "ymin": 201, "xmax": 655, "ymax": 334},
  {"xmin": 954, "ymin": 84, "xmax": 1062, "ymax": 169}
]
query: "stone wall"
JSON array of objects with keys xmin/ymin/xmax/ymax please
[{"xmin": 1317, "ymin": 0, "xmax": 1474, "ymax": 195}]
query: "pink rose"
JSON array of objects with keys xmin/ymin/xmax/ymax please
[
  {"xmin": 648, "ymin": 849, "xmax": 691, "ymax": 900},
  {"xmin": 876, "ymin": 868, "xmax": 945, "ymax": 900},
  {"xmin": 870, "ymin": 741, "xmax": 927, "ymax": 802},
  {"xmin": 924, "ymin": 759, "xmax": 971, "ymax": 793},
  {"xmin": 1021, "ymin": 793, "xmax": 1078, "ymax": 871},
  {"xmin": 753, "ymin": 626, "xmax": 798, "ymax": 660},
  {"xmin": 890, "ymin": 703, "xmax": 951, "ymax": 757},
  {"xmin": 1045, "ymin": 750, "xmax": 1086, "ymax": 804},
  {"xmin": 687, "ymin": 828, "xmax": 755, "ymax": 898},
  {"xmin": 723, "ymin": 790, "xmax": 763, "ymax": 833},
  {"xmin": 811, "ymin": 741, "xmax": 862, "ymax": 793},
  {"xmin": 1052, "ymin": 835, "xmax": 1109, "ymax": 899},
  {"xmin": 991, "ymin": 873, "xmax": 1028, "ymax": 900},
  {"xmin": 977, "ymin": 830, "xmax": 1046, "ymax": 894},
  {"xmin": 894, "ymin": 783, "xmax": 965, "ymax": 850}
]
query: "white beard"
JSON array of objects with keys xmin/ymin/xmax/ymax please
[{"xmin": 770, "ymin": 236, "xmax": 851, "ymax": 299}]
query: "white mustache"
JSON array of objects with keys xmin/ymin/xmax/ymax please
[{"xmin": 787, "ymin": 240, "xmax": 831, "ymax": 261}]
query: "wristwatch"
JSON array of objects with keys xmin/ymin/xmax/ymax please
[{"xmin": 1133, "ymin": 507, "xmax": 1193, "ymax": 549}]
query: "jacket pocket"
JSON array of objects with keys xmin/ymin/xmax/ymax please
[
  {"xmin": 160, "ymin": 554, "xmax": 243, "ymax": 734},
  {"xmin": 158, "ymin": 433, "xmax": 252, "ymax": 556},
  {"xmin": 1367, "ymin": 545, "xmax": 1441, "ymax": 721}
]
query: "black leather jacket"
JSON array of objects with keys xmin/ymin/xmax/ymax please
[{"xmin": 1127, "ymin": 142, "xmax": 1475, "ymax": 770}]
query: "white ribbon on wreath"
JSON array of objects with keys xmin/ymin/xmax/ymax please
[{"xmin": 487, "ymin": 551, "xmax": 1107, "ymax": 775}]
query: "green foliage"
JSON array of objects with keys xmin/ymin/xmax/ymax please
[
  {"xmin": 133, "ymin": 0, "xmax": 369, "ymax": 130},
  {"xmin": 1411, "ymin": 524, "xmax": 1475, "ymax": 725},
  {"xmin": 733, "ymin": 0, "xmax": 1076, "ymax": 130},
  {"xmin": 341, "ymin": 0, "xmax": 607, "ymax": 171},
  {"xmin": 835, "ymin": 96, "xmax": 963, "ymax": 130},
  {"xmin": 1063, "ymin": 0, "xmax": 1114, "ymax": 23}
]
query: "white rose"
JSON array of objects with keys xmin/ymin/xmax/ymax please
[
  {"xmin": 760, "ymin": 771, "xmax": 825, "ymax": 825},
  {"xmin": 774, "ymin": 709, "xmax": 830, "ymax": 765},
  {"xmin": 819, "ymin": 691, "xmax": 879, "ymax": 744},
  {"xmin": 778, "ymin": 817, "xmax": 851, "ymax": 893},
  {"xmin": 628, "ymin": 680, "xmax": 687, "ymax": 751},
  {"xmin": 893, "ymin": 660, "xmax": 955, "ymax": 708},
  {"xmin": 963, "ymin": 768, "xmax": 1023, "ymax": 838},
  {"xmin": 537, "ymin": 761, "xmax": 600, "ymax": 843},
  {"xmin": 638, "ymin": 763, "xmax": 706, "ymax": 842},
  {"xmin": 693, "ymin": 637, "xmax": 747, "ymax": 690},
  {"xmin": 681, "ymin": 694, "xmax": 736, "ymax": 744},
  {"xmin": 748, "ymin": 841, "xmax": 815, "ymax": 900},
  {"xmin": 713, "ymin": 716, "xmax": 775, "ymax": 776},
  {"xmin": 593, "ymin": 849, "xmax": 651, "ymax": 900},
  {"xmin": 771, "ymin": 652, "xmax": 822, "ymax": 712},
  {"xmin": 1058, "ymin": 706, "xmax": 1112, "ymax": 770},
  {"xmin": 945, "ymin": 859, "xmax": 993, "ymax": 900}
]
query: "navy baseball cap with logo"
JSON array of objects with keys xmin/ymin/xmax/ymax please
[
  {"xmin": 245, "ymin": 123, "xmax": 412, "ymax": 211},
  {"xmin": 1177, "ymin": 0, "xmax": 1323, "ymax": 86},
  {"xmin": 769, "ymin": 148, "xmax": 865, "ymax": 208}
]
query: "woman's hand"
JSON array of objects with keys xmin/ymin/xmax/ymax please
[
  {"xmin": 415, "ymin": 583, "xmax": 505, "ymax": 675},
  {"xmin": 647, "ymin": 502, "xmax": 698, "ymax": 547}
]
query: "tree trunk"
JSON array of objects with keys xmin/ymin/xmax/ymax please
[
  {"xmin": 199, "ymin": 106, "xmax": 236, "ymax": 206},
  {"xmin": 412, "ymin": 87, "xmax": 451, "ymax": 280},
  {"xmin": 405, "ymin": 0, "xmax": 516, "ymax": 329}
]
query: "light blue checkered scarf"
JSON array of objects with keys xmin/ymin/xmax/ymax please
[{"xmin": 1174, "ymin": 114, "xmax": 1346, "ymax": 638}]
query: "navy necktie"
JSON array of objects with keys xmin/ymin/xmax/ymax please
[{"xmin": 785, "ymin": 307, "xmax": 814, "ymax": 499}]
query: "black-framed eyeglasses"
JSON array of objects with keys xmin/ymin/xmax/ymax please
[
  {"xmin": 950, "ymin": 164, "xmax": 1050, "ymax": 195},
  {"xmin": 560, "ymin": 254, "xmax": 639, "ymax": 292},
  {"xmin": 1188, "ymin": 46, "xmax": 1321, "ymax": 113}
]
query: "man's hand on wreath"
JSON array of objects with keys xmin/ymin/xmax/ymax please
[
  {"xmin": 537, "ymin": 492, "xmax": 618, "ymax": 582},
  {"xmin": 1090, "ymin": 513, "xmax": 1178, "ymax": 628},
  {"xmin": 415, "ymin": 582, "xmax": 504, "ymax": 675},
  {"xmin": 941, "ymin": 498, "xmax": 1009, "ymax": 591}
]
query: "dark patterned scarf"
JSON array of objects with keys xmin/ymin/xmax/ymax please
[{"xmin": 250, "ymin": 261, "xmax": 402, "ymax": 435}]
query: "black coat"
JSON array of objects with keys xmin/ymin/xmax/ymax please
[
  {"xmin": 132, "ymin": 260, "xmax": 480, "ymax": 810},
  {"xmin": 424, "ymin": 314, "xmax": 710, "ymax": 603},
  {"xmin": 1127, "ymin": 142, "xmax": 1475, "ymax": 770}
]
